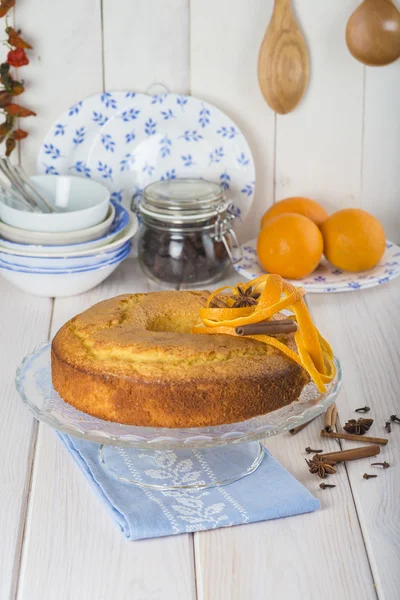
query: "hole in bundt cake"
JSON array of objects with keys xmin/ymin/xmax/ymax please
[
  {"xmin": 144, "ymin": 291, "xmax": 210, "ymax": 334},
  {"xmin": 146, "ymin": 314, "xmax": 198, "ymax": 334}
]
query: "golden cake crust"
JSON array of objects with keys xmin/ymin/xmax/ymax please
[{"xmin": 51, "ymin": 291, "xmax": 309, "ymax": 427}]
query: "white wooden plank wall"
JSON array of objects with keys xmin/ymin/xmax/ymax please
[
  {"xmin": 362, "ymin": 62, "xmax": 400, "ymax": 242},
  {"xmin": 13, "ymin": 0, "xmax": 400, "ymax": 241},
  {"xmin": 190, "ymin": 0, "xmax": 276, "ymax": 242},
  {"xmin": 274, "ymin": 1, "xmax": 364, "ymax": 213},
  {"xmin": 103, "ymin": 0, "xmax": 190, "ymax": 94},
  {"xmin": 15, "ymin": 0, "xmax": 104, "ymax": 175}
]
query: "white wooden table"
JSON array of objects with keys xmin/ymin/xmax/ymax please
[{"xmin": 1, "ymin": 259, "xmax": 399, "ymax": 600}]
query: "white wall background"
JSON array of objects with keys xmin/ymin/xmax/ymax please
[{"xmin": 9, "ymin": 0, "xmax": 400, "ymax": 242}]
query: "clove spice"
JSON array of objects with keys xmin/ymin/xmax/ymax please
[
  {"xmin": 385, "ymin": 421, "xmax": 392, "ymax": 433},
  {"xmin": 355, "ymin": 406, "xmax": 371, "ymax": 413},
  {"xmin": 390, "ymin": 414, "xmax": 400, "ymax": 424},
  {"xmin": 371, "ymin": 461, "xmax": 390, "ymax": 468},
  {"xmin": 320, "ymin": 482, "xmax": 336, "ymax": 489},
  {"xmin": 363, "ymin": 473, "xmax": 377, "ymax": 480},
  {"xmin": 305, "ymin": 446, "xmax": 323, "ymax": 454}
]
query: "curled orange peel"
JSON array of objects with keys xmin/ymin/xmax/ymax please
[{"xmin": 192, "ymin": 274, "xmax": 336, "ymax": 393}]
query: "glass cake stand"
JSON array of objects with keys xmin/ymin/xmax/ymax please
[{"xmin": 16, "ymin": 343, "xmax": 342, "ymax": 490}]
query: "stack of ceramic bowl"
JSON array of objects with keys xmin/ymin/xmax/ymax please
[{"xmin": 0, "ymin": 175, "xmax": 137, "ymax": 297}]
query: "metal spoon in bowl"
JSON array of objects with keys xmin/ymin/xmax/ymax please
[
  {"xmin": 0, "ymin": 158, "xmax": 49, "ymax": 212},
  {"xmin": 0, "ymin": 159, "xmax": 39, "ymax": 211},
  {"xmin": 0, "ymin": 180, "xmax": 36, "ymax": 211},
  {"xmin": 13, "ymin": 164, "xmax": 56, "ymax": 213},
  {"xmin": 0, "ymin": 158, "xmax": 56, "ymax": 213},
  {"xmin": 0, "ymin": 162, "xmax": 42, "ymax": 212}
]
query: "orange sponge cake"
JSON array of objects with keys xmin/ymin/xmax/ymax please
[{"xmin": 51, "ymin": 290, "xmax": 309, "ymax": 427}]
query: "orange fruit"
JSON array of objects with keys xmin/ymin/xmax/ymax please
[
  {"xmin": 321, "ymin": 208, "xmax": 386, "ymax": 272},
  {"xmin": 257, "ymin": 213, "xmax": 323, "ymax": 280},
  {"xmin": 261, "ymin": 197, "xmax": 328, "ymax": 229}
]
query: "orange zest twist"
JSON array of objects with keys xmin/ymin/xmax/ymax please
[{"xmin": 192, "ymin": 274, "xmax": 336, "ymax": 393}]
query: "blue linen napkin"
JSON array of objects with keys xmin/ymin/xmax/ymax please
[{"xmin": 57, "ymin": 432, "xmax": 319, "ymax": 541}]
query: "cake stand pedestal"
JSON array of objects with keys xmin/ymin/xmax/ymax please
[
  {"xmin": 98, "ymin": 442, "xmax": 265, "ymax": 490},
  {"xmin": 16, "ymin": 343, "xmax": 343, "ymax": 492}
]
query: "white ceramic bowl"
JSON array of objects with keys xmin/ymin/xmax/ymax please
[
  {"xmin": 0, "ymin": 218, "xmax": 137, "ymax": 258},
  {"xmin": 0, "ymin": 203, "xmax": 128, "ymax": 252},
  {"xmin": 0, "ymin": 202, "xmax": 116, "ymax": 246},
  {"xmin": 0, "ymin": 249, "xmax": 130, "ymax": 298},
  {"xmin": 0, "ymin": 175, "xmax": 110, "ymax": 233}
]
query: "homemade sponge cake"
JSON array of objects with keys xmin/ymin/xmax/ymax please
[{"xmin": 51, "ymin": 291, "xmax": 309, "ymax": 427}]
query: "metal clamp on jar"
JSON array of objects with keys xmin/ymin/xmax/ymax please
[{"xmin": 137, "ymin": 178, "xmax": 243, "ymax": 286}]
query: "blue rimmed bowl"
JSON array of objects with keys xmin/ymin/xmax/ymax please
[
  {"xmin": 0, "ymin": 243, "xmax": 131, "ymax": 297},
  {"xmin": 0, "ymin": 235, "xmax": 133, "ymax": 270},
  {"xmin": 0, "ymin": 241, "xmax": 131, "ymax": 273}
]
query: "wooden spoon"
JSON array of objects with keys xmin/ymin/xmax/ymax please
[
  {"xmin": 258, "ymin": 0, "xmax": 309, "ymax": 114},
  {"xmin": 346, "ymin": 0, "xmax": 400, "ymax": 66}
]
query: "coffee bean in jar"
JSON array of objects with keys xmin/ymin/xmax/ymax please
[{"xmin": 138, "ymin": 179, "xmax": 242, "ymax": 286}]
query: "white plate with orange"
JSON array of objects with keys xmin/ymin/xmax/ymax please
[{"xmin": 234, "ymin": 239, "xmax": 400, "ymax": 293}]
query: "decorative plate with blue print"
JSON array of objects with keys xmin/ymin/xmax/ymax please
[
  {"xmin": 85, "ymin": 93, "xmax": 255, "ymax": 218},
  {"xmin": 37, "ymin": 91, "xmax": 255, "ymax": 219},
  {"xmin": 234, "ymin": 239, "xmax": 400, "ymax": 293},
  {"xmin": 37, "ymin": 92, "xmax": 137, "ymax": 205}
]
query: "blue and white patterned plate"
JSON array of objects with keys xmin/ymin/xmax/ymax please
[
  {"xmin": 37, "ymin": 92, "xmax": 255, "ymax": 218},
  {"xmin": 234, "ymin": 239, "xmax": 400, "ymax": 293},
  {"xmin": 85, "ymin": 93, "xmax": 255, "ymax": 218},
  {"xmin": 37, "ymin": 91, "xmax": 134, "ymax": 206}
]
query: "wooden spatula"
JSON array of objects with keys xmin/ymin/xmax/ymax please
[{"xmin": 258, "ymin": 0, "xmax": 309, "ymax": 114}]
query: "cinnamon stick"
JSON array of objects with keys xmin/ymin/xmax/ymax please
[
  {"xmin": 321, "ymin": 430, "xmax": 388, "ymax": 446},
  {"xmin": 235, "ymin": 319, "xmax": 298, "ymax": 336},
  {"xmin": 330, "ymin": 405, "xmax": 338, "ymax": 431},
  {"xmin": 289, "ymin": 416, "xmax": 318, "ymax": 435},
  {"xmin": 323, "ymin": 404, "xmax": 336, "ymax": 432},
  {"xmin": 318, "ymin": 445, "xmax": 380, "ymax": 463},
  {"xmin": 209, "ymin": 296, "xmax": 228, "ymax": 308}
]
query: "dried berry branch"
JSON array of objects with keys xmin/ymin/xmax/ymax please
[{"xmin": 0, "ymin": 10, "xmax": 35, "ymax": 156}]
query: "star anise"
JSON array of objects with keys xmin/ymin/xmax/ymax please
[
  {"xmin": 231, "ymin": 285, "xmax": 261, "ymax": 308},
  {"xmin": 343, "ymin": 418, "xmax": 373, "ymax": 435},
  {"xmin": 306, "ymin": 455, "xmax": 337, "ymax": 479}
]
